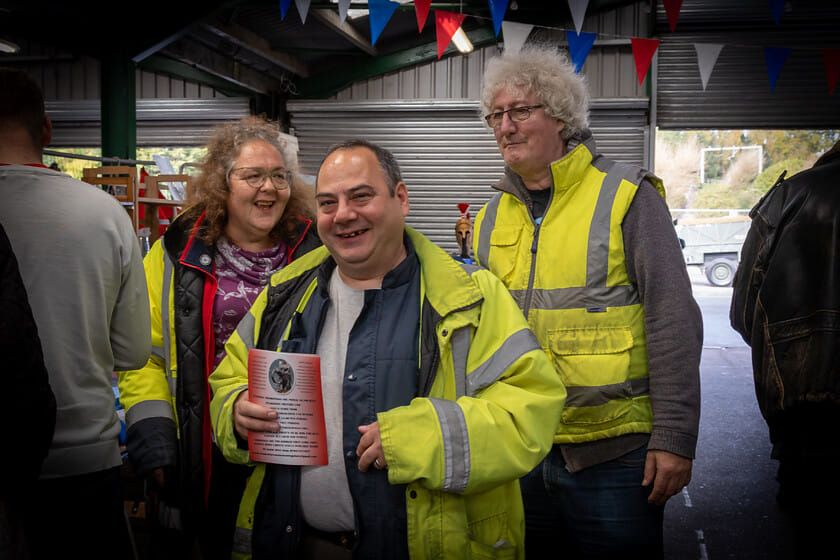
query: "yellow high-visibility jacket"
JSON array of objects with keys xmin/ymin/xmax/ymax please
[
  {"xmin": 210, "ymin": 228, "xmax": 566, "ymax": 559},
  {"xmin": 474, "ymin": 134, "xmax": 665, "ymax": 444}
]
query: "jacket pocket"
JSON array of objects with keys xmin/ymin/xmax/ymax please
[
  {"xmin": 547, "ymin": 326, "xmax": 635, "ymax": 425},
  {"xmin": 487, "ymin": 226, "xmax": 523, "ymax": 284},
  {"xmin": 468, "ymin": 511, "xmax": 516, "ymax": 560}
]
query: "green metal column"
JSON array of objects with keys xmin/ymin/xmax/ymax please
[{"xmin": 100, "ymin": 49, "xmax": 136, "ymax": 161}]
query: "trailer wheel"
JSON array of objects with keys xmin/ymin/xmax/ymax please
[{"xmin": 705, "ymin": 258, "xmax": 736, "ymax": 287}]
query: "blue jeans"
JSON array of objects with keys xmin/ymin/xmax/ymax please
[{"xmin": 521, "ymin": 445, "xmax": 664, "ymax": 559}]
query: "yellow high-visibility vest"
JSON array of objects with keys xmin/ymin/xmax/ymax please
[{"xmin": 474, "ymin": 135, "xmax": 665, "ymax": 444}]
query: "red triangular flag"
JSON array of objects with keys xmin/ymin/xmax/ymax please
[
  {"xmin": 663, "ymin": 0, "xmax": 683, "ymax": 32},
  {"xmin": 823, "ymin": 48, "xmax": 840, "ymax": 95},
  {"xmin": 415, "ymin": 0, "xmax": 431, "ymax": 33},
  {"xmin": 435, "ymin": 10, "xmax": 467, "ymax": 60},
  {"xmin": 631, "ymin": 37, "xmax": 660, "ymax": 85}
]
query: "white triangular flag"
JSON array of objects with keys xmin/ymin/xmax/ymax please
[
  {"xmin": 295, "ymin": 0, "xmax": 311, "ymax": 24},
  {"xmin": 694, "ymin": 43, "xmax": 723, "ymax": 91},
  {"xmin": 338, "ymin": 0, "xmax": 351, "ymax": 24},
  {"xmin": 502, "ymin": 21, "xmax": 534, "ymax": 55},
  {"xmin": 568, "ymin": 0, "xmax": 589, "ymax": 35}
]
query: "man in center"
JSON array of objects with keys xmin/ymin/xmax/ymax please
[{"xmin": 210, "ymin": 139, "xmax": 566, "ymax": 559}]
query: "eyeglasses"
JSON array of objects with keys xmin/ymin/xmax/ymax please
[
  {"xmin": 483, "ymin": 105, "xmax": 544, "ymax": 128},
  {"xmin": 228, "ymin": 167, "xmax": 292, "ymax": 190}
]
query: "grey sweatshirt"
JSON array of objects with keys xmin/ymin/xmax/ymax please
[{"xmin": 0, "ymin": 165, "xmax": 150, "ymax": 478}]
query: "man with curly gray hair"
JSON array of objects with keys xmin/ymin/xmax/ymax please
[{"xmin": 473, "ymin": 46, "xmax": 702, "ymax": 559}]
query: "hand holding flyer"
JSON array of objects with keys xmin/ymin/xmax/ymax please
[{"xmin": 247, "ymin": 348, "xmax": 328, "ymax": 465}]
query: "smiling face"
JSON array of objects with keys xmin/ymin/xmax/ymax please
[
  {"xmin": 224, "ymin": 139, "xmax": 291, "ymax": 251},
  {"xmin": 490, "ymin": 87, "xmax": 567, "ymax": 182},
  {"xmin": 315, "ymin": 146, "xmax": 409, "ymax": 286}
]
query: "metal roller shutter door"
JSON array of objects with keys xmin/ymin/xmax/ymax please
[
  {"xmin": 288, "ymin": 99, "xmax": 649, "ymax": 252},
  {"xmin": 47, "ymin": 98, "xmax": 251, "ymax": 147},
  {"xmin": 655, "ymin": 1, "xmax": 840, "ymax": 129}
]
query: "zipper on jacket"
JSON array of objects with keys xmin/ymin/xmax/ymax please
[{"xmin": 522, "ymin": 219, "xmax": 541, "ymax": 319}]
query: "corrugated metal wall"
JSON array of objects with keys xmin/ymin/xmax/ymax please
[
  {"xmin": 7, "ymin": 36, "xmax": 221, "ymax": 100},
  {"xmin": 334, "ymin": 1, "xmax": 650, "ymax": 102},
  {"xmin": 296, "ymin": 2, "xmax": 652, "ymax": 251},
  {"xmin": 655, "ymin": 0, "xmax": 840, "ymax": 129},
  {"xmin": 47, "ymin": 98, "xmax": 251, "ymax": 147},
  {"xmin": 288, "ymin": 99, "xmax": 648, "ymax": 252}
]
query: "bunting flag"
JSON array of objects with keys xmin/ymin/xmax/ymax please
[
  {"xmin": 338, "ymin": 0, "xmax": 351, "ymax": 24},
  {"xmin": 694, "ymin": 43, "xmax": 723, "ymax": 91},
  {"xmin": 436, "ymin": 10, "xmax": 467, "ymax": 59},
  {"xmin": 631, "ymin": 37, "xmax": 660, "ymax": 85},
  {"xmin": 566, "ymin": 31, "xmax": 596, "ymax": 73},
  {"xmin": 501, "ymin": 21, "xmax": 533, "ymax": 55},
  {"xmin": 823, "ymin": 48, "xmax": 840, "ymax": 95},
  {"xmin": 663, "ymin": 0, "xmax": 683, "ymax": 32},
  {"xmin": 414, "ymin": 0, "xmax": 431, "ymax": 33},
  {"xmin": 369, "ymin": 0, "xmax": 400, "ymax": 46},
  {"xmin": 568, "ymin": 0, "xmax": 589, "ymax": 35},
  {"xmin": 488, "ymin": 0, "xmax": 509, "ymax": 37},
  {"xmin": 769, "ymin": 0, "xmax": 785, "ymax": 26},
  {"xmin": 764, "ymin": 46, "xmax": 791, "ymax": 91},
  {"xmin": 279, "ymin": 0, "xmax": 292, "ymax": 20},
  {"xmin": 294, "ymin": 0, "xmax": 311, "ymax": 24}
]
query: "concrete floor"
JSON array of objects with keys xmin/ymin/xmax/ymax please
[{"xmin": 663, "ymin": 270, "xmax": 795, "ymax": 560}]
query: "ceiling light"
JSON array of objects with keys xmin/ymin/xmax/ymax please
[
  {"xmin": 0, "ymin": 38, "xmax": 20, "ymax": 54},
  {"xmin": 451, "ymin": 28, "xmax": 473, "ymax": 54}
]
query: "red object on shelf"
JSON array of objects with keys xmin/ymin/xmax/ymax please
[{"xmin": 137, "ymin": 167, "xmax": 175, "ymax": 236}]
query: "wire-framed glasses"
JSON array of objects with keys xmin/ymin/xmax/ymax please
[
  {"xmin": 483, "ymin": 105, "xmax": 544, "ymax": 128},
  {"xmin": 228, "ymin": 167, "xmax": 292, "ymax": 190}
]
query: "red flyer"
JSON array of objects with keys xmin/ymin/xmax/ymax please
[{"xmin": 247, "ymin": 349, "xmax": 328, "ymax": 465}]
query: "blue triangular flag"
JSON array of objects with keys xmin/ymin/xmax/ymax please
[
  {"xmin": 764, "ymin": 47, "xmax": 791, "ymax": 92},
  {"xmin": 488, "ymin": 0, "xmax": 510, "ymax": 37},
  {"xmin": 769, "ymin": 0, "xmax": 784, "ymax": 26},
  {"xmin": 566, "ymin": 30, "xmax": 596, "ymax": 73},
  {"xmin": 279, "ymin": 0, "xmax": 292, "ymax": 20},
  {"xmin": 369, "ymin": 0, "xmax": 399, "ymax": 46}
]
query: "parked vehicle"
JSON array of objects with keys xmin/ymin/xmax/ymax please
[{"xmin": 674, "ymin": 215, "xmax": 751, "ymax": 287}]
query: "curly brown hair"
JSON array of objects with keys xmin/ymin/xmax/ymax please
[{"xmin": 181, "ymin": 115, "xmax": 314, "ymax": 245}]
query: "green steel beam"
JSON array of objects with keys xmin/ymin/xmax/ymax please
[
  {"xmin": 100, "ymin": 49, "xmax": 136, "ymax": 161},
  {"xmin": 294, "ymin": 26, "xmax": 499, "ymax": 99},
  {"xmin": 139, "ymin": 55, "xmax": 257, "ymax": 97}
]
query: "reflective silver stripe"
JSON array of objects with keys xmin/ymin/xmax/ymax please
[
  {"xmin": 450, "ymin": 328, "xmax": 471, "ymax": 399},
  {"xmin": 235, "ymin": 312, "xmax": 256, "ymax": 350},
  {"xmin": 587, "ymin": 162, "xmax": 649, "ymax": 289},
  {"xmin": 160, "ymin": 238, "xmax": 174, "ymax": 394},
  {"xmin": 467, "ymin": 328, "xmax": 540, "ymax": 397},
  {"xmin": 150, "ymin": 345, "xmax": 165, "ymax": 360},
  {"xmin": 214, "ymin": 384, "xmax": 249, "ymax": 444},
  {"xmin": 565, "ymin": 377, "xmax": 650, "ymax": 408},
  {"xmin": 458, "ymin": 262, "xmax": 482, "ymax": 276},
  {"xmin": 586, "ymin": 161, "xmax": 622, "ymax": 287},
  {"xmin": 510, "ymin": 285, "xmax": 640, "ymax": 310},
  {"xmin": 476, "ymin": 193, "xmax": 502, "ymax": 268},
  {"xmin": 232, "ymin": 527, "xmax": 251, "ymax": 554},
  {"xmin": 125, "ymin": 399, "xmax": 173, "ymax": 428},
  {"xmin": 168, "ymin": 376, "xmax": 177, "ymax": 396},
  {"xmin": 430, "ymin": 398, "xmax": 470, "ymax": 493}
]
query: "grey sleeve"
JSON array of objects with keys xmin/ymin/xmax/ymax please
[
  {"xmin": 111, "ymin": 211, "xmax": 152, "ymax": 371},
  {"xmin": 623, "ymin": 181, "xmax": 702, "ymax": 459}
]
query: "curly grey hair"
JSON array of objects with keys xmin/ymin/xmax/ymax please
[{"xmin": 481, "ymin": 46, "xmax": 590, "ymax": 140}]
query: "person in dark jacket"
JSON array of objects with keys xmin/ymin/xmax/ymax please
[
  {"xmin": 117, "ymin": 116, "xmax": 320, "ymax": 560},
  {"xmin": 0, "ymin": 221, "xmax": 56, "ymax": 560},
  {"xmin": 730, "ymin": 140, "xmax": 840, "ymax": 559}
]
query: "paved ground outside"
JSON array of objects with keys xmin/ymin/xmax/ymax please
[{"xmin": 663, "ymin": 268, "xmax": 795, "ymax": 560}]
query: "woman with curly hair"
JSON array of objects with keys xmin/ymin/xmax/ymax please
[{"xmin": 117, "ymin": 116, "xmax": 320, "ymax": 559}]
